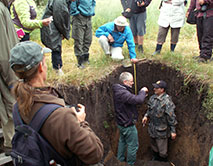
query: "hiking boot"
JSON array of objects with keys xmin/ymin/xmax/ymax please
[
  {"xmin": 152, "ymin": 44, "xmax": 162, "ymax": 56},
  {"xmin": 83, "ymin": 53, "xmax": 90, "ymax": 65},
  {"xmin": 170, "ymin": 44, "xmax": 176, "ymax": 52},
  {"xmin": 77, "ymin": 56, "xmax": 85, "ymax": 69},
  {"xmin": 197, "ymin": 57, "xmax": 207, "ymax": 63},
  {"xmin": 138, "ymin": 45, "xmax": 144, "ymax": 53}
]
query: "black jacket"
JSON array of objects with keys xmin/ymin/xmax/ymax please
[{"xmin": 112, "ymin": 83, "xmax": 146, "ymax": 127}]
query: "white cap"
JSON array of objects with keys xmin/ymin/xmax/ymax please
[{"xmin": 114, "ymin": 16, "xmax": 129, "ymax": 26}]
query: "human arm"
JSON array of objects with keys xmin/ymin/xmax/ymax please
[
  {"xmin": 125, "ymin": 26, "xmax": 137, "ymax": 59},
  {"xmin": 186, "ymin": 0, "xmax": 196, "ymax": 16},
  {"xmin": 42, "ymin": 107, "xmax": 104, "ymax": 164},
  {"xmin": 165, "ymin": 99, "xmax": 178, "ymax": 139},
  {"xmin": 121, "ymin": 0, "xmax": 132, "ymax": 11},
  {"xmin": 95, "ymin": 22, "xmax": 113, "ymax": 38},
  {"xmin": 53, "ymin": 0, "xmax": 71, "ymax": 40}
]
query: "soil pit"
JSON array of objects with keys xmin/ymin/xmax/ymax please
[{"xmin": 57, "ymin": 60, "xmax": 213, "ymax": 166}]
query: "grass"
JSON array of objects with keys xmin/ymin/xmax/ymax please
[{"xmin": 32, "ymin": 0, "xmax": 213, "ymax": 114}]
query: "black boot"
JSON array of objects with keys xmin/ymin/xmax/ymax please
[
  {"xmin": 152, "ymin": 44, "xmax": 162, "ymax": 56},
  {"xmin": 138, "ymin": 45, "xmax": 144, "ymax": 53},
  {"xmin": 76, "ymin": 56, "xmax": 85, "ymax": 69},
  {"xmin": 152, "ymin": 151, "xmax": 160, "ymax": 161},
  {"xmin": 83, "ymin": 53, "xmax": 90, "ymax": 64},
  {"xmin": 171, "ymin": 44, "xmax": 176, "ymax": 52},
  {"xmin": 158, "ymin": 156, "xmax": 168, "ymax": 162}
]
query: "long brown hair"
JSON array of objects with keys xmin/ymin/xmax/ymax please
[
  {"xmin": 12, "ymin": 65, "xmax": 39, "ymax": 116},
  {"xmin": 0, "ymin": 0, "xmax": 9, "ymax": 7}
]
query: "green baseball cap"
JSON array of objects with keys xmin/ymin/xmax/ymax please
[{"xmin": 10, "ymin": 41, "xmax": 51, "ymax": 72}]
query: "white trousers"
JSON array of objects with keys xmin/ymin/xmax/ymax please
[{"xmin": 98, "ymin": 35, "xmax": 124, "ymax": 60}]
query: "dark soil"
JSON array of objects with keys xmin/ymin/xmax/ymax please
[{"xmin": 56, "ymin": 60, "xmax": 213, "ymax": 166}]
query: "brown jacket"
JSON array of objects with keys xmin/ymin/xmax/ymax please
[{"xmin": 20, "ymin": 87, "xmax": 104, "ymax": 165}]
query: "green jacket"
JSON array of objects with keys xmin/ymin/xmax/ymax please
[
  {"xmin": 0, "ymin": 1, "xmax": 18, "ymax": 125},
  {"xmin": 145, "ymin": 93, "xmax": 177, "ymax": 138},
  {"xmin": 10, "ymin": 0, "xmax": 42, "ymax": 33}
]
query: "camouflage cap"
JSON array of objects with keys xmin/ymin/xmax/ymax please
[
  {"xmin": 152, "ymin": 80, "xmax": 167, "ymax": 89},
  {"xmin": 10, "ymin": 41, "xmax": 51, "ymax": 72}
]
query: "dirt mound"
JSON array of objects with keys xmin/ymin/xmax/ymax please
[{"xmin": 57, "ymin": 60, "xmax": 213, "ymax": 166}]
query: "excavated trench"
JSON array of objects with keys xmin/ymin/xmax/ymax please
[{"xmin": 57, "ymin": 60, "xmax": 213, "ymax": 166}]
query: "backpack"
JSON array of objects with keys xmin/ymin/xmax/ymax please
[{"xmin": 10, "ymin": 103, "xmax": 71, "ymax": 166}]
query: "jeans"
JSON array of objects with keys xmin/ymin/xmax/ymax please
[{"xmin": 117, "ymin": 125, "xmax": 138, "ymax": 165}]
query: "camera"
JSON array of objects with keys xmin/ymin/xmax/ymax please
[
  {"xmin": 66, "ymin": 104, "xmax": 80, "ymax": 112},
  {"xmin": 137, "ymin": 0, "xmax": 143, "ymax": 3},
  {"xmin": 201, "ymin": 4, "xmax": 208, "ymax": 12}
]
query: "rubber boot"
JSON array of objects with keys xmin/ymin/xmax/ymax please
[
  {"xmin": 138, "ymin": 45, "xmax": 144, "ymax": 53},
  {"xmin": 152, "ymin": 151, "xmax": 160, "ymax": 161},
  {"xmin": 152, "ymin": 44, "xmax": 162, "ymax": 56},
  {"xmin": 158, "ymin": 156, "xmax": 168, "ymax": 162},
  {"xmin": 170, "ymin": 44, "xmax": 176, "ymax": 52},
  {"xmin": 76, "ymin": 56, "xmax": 85, "ymax": 69},
  {"xmin": 83, "ymin": 53, "xmax": 90, "ymax": 64}
]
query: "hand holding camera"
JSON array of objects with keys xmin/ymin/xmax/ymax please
[
  {"xmin": 137, "ymin": 0, "xmax": 145, "ymax": 7},
  {"xmin": 72, "ymin": 104, "xmax": 86, "ymax": 122}
]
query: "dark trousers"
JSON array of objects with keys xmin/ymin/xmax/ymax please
[
  {"xmin": 51, "ymin": 47, "xmax": 62, "ymax": 69},
  {"xmin": 150, "ymin": 137, "xmax": 168, "ymax": 158},
  {"xmin": 20, "ymin": 33, "xmax": 30, "ymax": 42},
  {"xmin": 196, "ymin": 16, "xmax": 213, "ymax": 59}
]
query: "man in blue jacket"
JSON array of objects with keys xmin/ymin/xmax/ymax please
[
  {"xmin": 112, "ymin": 72, "xmax": 148, "ymax": 166},
  {"xmin": 95, "ymin": 16, "xmax": 138, "ymax": 63},
  {"xmin": 70, "ymin": 0, "xmax": 96, "ymax": 68}
]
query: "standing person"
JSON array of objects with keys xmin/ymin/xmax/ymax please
[
  {"xmin": 9, "ymin": 41, "xmax": 104, "ymax": 165},
  {"xmin": 152, "ymin": 0, "xmax": 185, "ymax": 55},
  {"xmin": 186, "ymin": 0, "xmax": 213, "ymax": 63},
  {"xmin": 0, "ymin": 0, "xmax": 18, "ymax": 150},
  {"xmin": 70, "ymin": 0, "xmax": 96, "ymax": 69},
  {"xmin": 112, "ymin": 72, "xmax": 148, "ymax": 166},
  {"xmin": 10, "ymin": 0, "xmax": 52, "ymax": 41},
  {"xmin": 95, "ymin": 16, "xmax": 138, "ymax": 63},
  {"xmin": 142, "ymin": 80, "xmax": 177, "ymax": 162},
  {"xmin": 121, "ymin": 0, "xmax": 152, "ymax": 53},
  {"xmin": 41, "ymin": 0, "xmax": 73, "ymax": 75}
]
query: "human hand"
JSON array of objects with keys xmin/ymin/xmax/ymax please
[
  {"xmin": 186, "ymin": 11, "xmax": 189, "ymax": 18},
  {"xmin": 42, "ymin": 16, "xmax": 53, "ymax": 26},
  {"xmin": 137, "ymin": 1, "xmax": 145, "ymax": 7},
  {"xmin": 171, "ymin": 133, "xmax": 177, "ymax": 140},
  {"xmin": 198, "ymin": 0, "xmax": 204, "ymax": 5},
  {"xmin": 125, "ymin": 8, "xmax": 131, "ymax": 12},
  {"xmin": 131, "ymin": 58, "xmax": 139, "ymax": 63},
  {"xmin": 108, "ymin": 34, "xmax": 114, "ymax": 43},
  {"xmin": 141, "ymin": 87, "xmax": 148, "ymax": 93},
  {"xmin": 73, "ymin": 104, "xmax": 86, "ymax": 122},
  {"xmin": 142, "ymin": 116, "xmax": 148, "ymax": 125}
]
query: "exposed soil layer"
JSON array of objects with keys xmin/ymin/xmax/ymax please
[{"xmin": 57, "ymin": 60, "xmax": 213, "ymax": 166}]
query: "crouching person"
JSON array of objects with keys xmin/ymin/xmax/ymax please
[{"xmin": 9, "ymin": 41, "xmax": 104, "ymax": 165}]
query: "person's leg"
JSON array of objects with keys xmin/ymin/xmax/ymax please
[
  {"xmin": 126, "ymin": 125, "xmax": 138, "ymax": 166},
  {"xmin": 72, "ymin": 15, "xmax": 86, "ymax": 68},
  {"xmin": 98, "ymin": 36, "xmax": 111, "ymax": 55},
  {"xmin": 136, "ymin": 12, "xmax": 147, "ymax": 53},
  {"xmin": 111, "ymin": 47, "xmax": 124, "ymax": 60},
  {"xmin": 153, "ymin": 26, "xmax": 169, "ymax": 55},
  {"xmin": 196, "ymin": 17, "xmax": 203, "ymax": 51},
  {"xmin": 200, "ymin": 16, "xmax": 213, "ymax": 61},
  {"xmin": 0, "ymin": 82, "xmax": 15, "ymax": 148},
  {"xmin": 156, "ymin": 138, "xmax": 168, "ymax": 162},
  {"xmin": 150, "ymin": 138, "xmax": 160, "ymax": 161},
  {"xmin": 51, "ymin": 46, "xmax": 63, "ymax": 75},
  {"xmin": 117, "ymin": 125, "xmax": 127, "ymax": 162},
  {"xmin": 83, "ymin": 17, "xmax": 92, "ymax": 64},
  {"xmin": 129, "ymin": 15, "xmax": 137, "ymax": 44},
  {"xmin": 170, "ymin": 27, "xmax": 180, "ymax": 52}
]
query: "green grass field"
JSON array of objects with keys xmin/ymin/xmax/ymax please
[{"xmin": 31, "ymin": 0, "xmax": 212, "ymax": 90}]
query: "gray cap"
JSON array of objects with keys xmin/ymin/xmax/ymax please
[{"xmin": 10, "ymin": 41, "xmax": 51, "ymax": 72}]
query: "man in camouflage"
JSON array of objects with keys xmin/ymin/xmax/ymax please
[{"xmin": 142, "ymin": 80, "xmax": 177, "ymax": 162}]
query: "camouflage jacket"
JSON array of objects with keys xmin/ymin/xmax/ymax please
[{"xmin": 145, "ymin": 93, "xmax": 177, "ymax": 138}]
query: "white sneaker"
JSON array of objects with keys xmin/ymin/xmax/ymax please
[{"xmin": 54, "ymin": 68, "xmax": 64, "ymax": 76}]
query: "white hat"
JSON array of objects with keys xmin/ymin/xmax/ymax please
[{"xmin": 114, "ymin": 16, "xmax": 129, "ymax": 26}]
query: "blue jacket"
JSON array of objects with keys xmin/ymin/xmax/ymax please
[
  {"xmin": 112, "ymin": 84, "xmax": 146, "ymax": 127},
  {"xmin": 95, "ymin": 22, "xmax": 136, "ymax": 59},
  {"xmin": 70, "ymin": 0, "xmax": 96, "ymax": 16}
]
